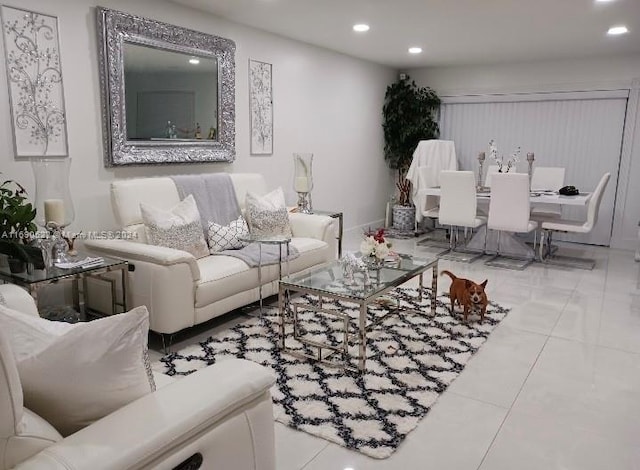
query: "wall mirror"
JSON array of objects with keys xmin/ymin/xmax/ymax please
[{"xmin": 97, "ymin": 7, "xmax": 236, "ymax": 166}]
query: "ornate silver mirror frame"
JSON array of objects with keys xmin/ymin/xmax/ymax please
[{"xmin": 96, "ymin": 7, "xmax": 236, "ymax": 166}]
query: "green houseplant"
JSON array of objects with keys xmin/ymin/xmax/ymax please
[
  {"xmin": 382, "ymin": 75, "xmax": 441, "ymax": 207},
  {"xmin": 0, "ymin": 175, "xmax": 37, "ymax": 272}
]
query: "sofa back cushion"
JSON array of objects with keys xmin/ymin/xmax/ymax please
[
  {"xmin": 0, "ymin": 304, "xmax": 155, "ymax": 437},
  {"xmin": 0, "ymin": 330, "xmax": 22, "ymax": 444},
  {"xmin": 229, "ymin": 174, "xmax": 268, "ymax": 211},
  {"xmin": 111, "ymin": 177, "xmax": 181, "ymax": 232},
  {"xmin": 111, "ymin": 174, "xmax": 268, "ymax": 238},
  {"xmin": 0, "ymin": 331, "xmax": 63, "ymax": 470}
]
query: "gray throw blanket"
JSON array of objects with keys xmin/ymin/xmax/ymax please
[
  {"xmin": 170, "ymin": 174, "xmax": 299, "ymax": 267},
  {"xmin": 220, "ymin": 242, "xmax": 299, "ymax": 268},
  {"xmin": 171, "ymin": 174, "xmax": 240, "ymax": 238}
]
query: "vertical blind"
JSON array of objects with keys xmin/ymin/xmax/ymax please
[{"xmin": 440, "ymin": 92, "xmax": 628, "ymax": 245}]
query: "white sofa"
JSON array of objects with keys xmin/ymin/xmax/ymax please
[
  {"xmin": 84, "ymin": 173, "xmax": 336, "ymax": 341},
  {"xmin": 0, "ymin": 284, "xmax": 276, "ymax": 470}
]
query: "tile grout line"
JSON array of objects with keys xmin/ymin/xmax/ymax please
[
  {"xmin": 474, "ymin": 282, "xmax": 577, "ymax": 470},
  {"xmin": 298, "ymin": 442, "xmax": 331, "ymax": 470},
  {"xmin": 474, "ymin": 332, "xmax": 554, "ymax": 470}
]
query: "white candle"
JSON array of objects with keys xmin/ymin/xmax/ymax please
[
  {"xmin": 294, "ymin": 176, "xmax": 311, "ymax": 192},
  {"xmin": 44, "ymin": 199, "xmax": 65, "ymax": 226}
]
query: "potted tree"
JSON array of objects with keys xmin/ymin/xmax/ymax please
[
  {"xmin": 382, "ymin": 74, "xmax": 440, "ymax": 230},
  {"xmin": 0, "ymin": 175, "xmax": 37, "ymax": 273}
]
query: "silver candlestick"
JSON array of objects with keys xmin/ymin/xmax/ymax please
[
  {"xmin": 527, "ymin": 152, "xmax": 535, "ymax": 188},
  {"xmin": 477, "ymin": 152, "xmax": 486, "ymax": 189}
]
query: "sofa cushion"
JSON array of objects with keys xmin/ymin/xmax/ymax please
[
  {"xmin": 0, "ymin": 304, "xmax": 156, "ymax": 437},
  {"xmin": 195, "ymin": 255, "xmax": 254, "ymax": 308},
  {"xmin": 245, "ymin": 187, "xmax": 293, "ymax": 238},
  {"xmin": 194, "ymin": 237, "xmax": 328, "ymax": 308},
  {"xmin": 141, "ymin": 194, "xmax": 209, "ymax": 259},
  {"xmin": 208, "ymin": 215, "xmax": 250, "ymax": 253}
]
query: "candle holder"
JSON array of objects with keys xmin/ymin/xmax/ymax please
[
  {"xmin": 526, "ymin": 152, "xmax": 535, "ymax": 188},
  {"xmin": 293, "ymin": 153, "xmax": 314, "ymax": 214},
  {"xmin": 32, "ymin": 158, "xmax": 75, "ymax": 266},
  {"xmin": 477, "ymin": 151, "xmax": 486, "ymax": 190}
]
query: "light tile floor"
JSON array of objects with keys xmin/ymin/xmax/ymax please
[{"xmin": 151, "ymin": 232, "xmax": 640, "ymax": 470}]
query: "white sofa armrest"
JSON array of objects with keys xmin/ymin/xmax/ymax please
[
  {"xmin": 84, "ymin": 239, "xmax": 200, "ymax": 281},
  {"xmin": 0, "ymin": 284, "xmax": 39, "ymax": 317},
  {"xmin": 289, "ymin": 212, "xmax": 335, "ymax": 244},
  {"xmin": 15, "ymin": 359, "xmax": 276, "ymax": 470}
]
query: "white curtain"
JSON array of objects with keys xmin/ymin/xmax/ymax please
[{"xmin": 440, "ymin": 91, "xmax": 628, "ymax": 245}]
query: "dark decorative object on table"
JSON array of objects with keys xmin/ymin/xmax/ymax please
[
  {"xmin": 559, "ymin": 185, "xmax": 580, "ymax": 196},
  {"xmin": 382, "ymin": 74, "xmax": 440, "ymax": 207},
  {"xmin": 0, "ymin": 175, "xmax": 37, "ymax": 273}
]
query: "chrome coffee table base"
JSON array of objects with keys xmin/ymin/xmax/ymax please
[{"xmin": 278, "ymin": 254, "xmax": 438, "ymax": 372}]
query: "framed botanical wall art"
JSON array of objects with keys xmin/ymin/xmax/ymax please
[
  {"xmin": 1, "ymin": 6, "xmax": 68, "ymax": 156},
  {"xmin": 249, "ymin": 59, "xmax": 273, "ymax": 155}
]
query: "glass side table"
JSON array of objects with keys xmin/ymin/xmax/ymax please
[
  {"xmin": 239, "ymin": 234, "xmax": 291, "ymax": 314},
  {"xmin": 311, "ymin": 210, "xmax": 343, "ymax": 258},
  {"xmin": 0, "ymin": 252, "xmax": 128, "ymax": 320}
]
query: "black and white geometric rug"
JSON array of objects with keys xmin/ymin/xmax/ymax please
[{"xmin": 154, "ymin": 287, "xmax": 509, "ymax": 459}]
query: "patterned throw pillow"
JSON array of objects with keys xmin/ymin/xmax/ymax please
[
  {"xmin": 207, "ymin": 215, "xmax": 250, "ymax": 253},
  {"xmin": 245, "ymin": 187, "xmax": 293, "ymax": 238},
  {"xmin": 140, "ymin": 194, "xmax": 209, "ymax": 259}
]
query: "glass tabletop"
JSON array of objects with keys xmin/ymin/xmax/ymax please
[
  {"xmin": 0, "ymin": 252, "xmax": 126, "ymax": 285},
  {"xmin": 238, "ymin": 234, "xmax": 291, "ymax": 244},
  {"xmin": 281, "ymin": 253, "xmax": 437, "ymax": 301}
]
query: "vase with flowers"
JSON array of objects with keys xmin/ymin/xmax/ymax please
[
  {"xmin": 488, "ymin": 139, "xmax": 521, "ymax": 173},
  {"xmin": 360, "ymin": 228, "xmax": 393, "ymax": 267}
]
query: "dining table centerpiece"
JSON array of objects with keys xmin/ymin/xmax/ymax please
[{"xmin": 489, "ymin": 139, "xmax": 521, "ymax": 173}]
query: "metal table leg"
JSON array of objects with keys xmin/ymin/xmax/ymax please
[{"xmin": 431, "ymin": 260, "xmax": 438, "ymax": 315}]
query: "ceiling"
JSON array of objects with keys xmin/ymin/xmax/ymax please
[{"xmin": 170, "ymin": 0, "xmax": 640, "ymax": 68}]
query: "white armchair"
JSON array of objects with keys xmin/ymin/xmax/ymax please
[{"xmin": 0, "ymin": 284, "xmax": 276, "ymax": 470}]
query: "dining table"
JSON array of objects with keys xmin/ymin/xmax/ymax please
[{"xmin": 417, "ymin": 187, "xmax": 593, "ymax": 258}]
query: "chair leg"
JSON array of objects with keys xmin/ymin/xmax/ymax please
[
  {"xmin": 160, "ymin": 333, "xmax": 174, "ymax": 354},
  {"xmin": 484, "ymin": 226, "xmax": 489, "ymax": 254},
  {"xmin": 485, "ymin": 229, "xmax": 533, "ymax": 270},
  {"xmin": 539, "ymin": 229, "xmax": 595, "ymax": 269},
  {"xmin": 437, "ymin": 225, "xmax": 483, "ymax": 263}
]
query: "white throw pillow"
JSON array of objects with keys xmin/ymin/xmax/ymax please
[
  {"xmin": 207, "ymin": 215, "xmax": 250, "ymax": 253},
  {"xmin": 245, "ymin": 187, "xmax": 293, "ymax": 238},
  {"xmin": 140, "ymin": 194, "xmax": 209, "ymax": 258},
  {"xmin": 0, "ymin": 304, "xmax": 156, "ymax": 436}
]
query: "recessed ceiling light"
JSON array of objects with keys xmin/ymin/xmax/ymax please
[
  {"xmin": 408, "ymin": 47, "xmax": 422, "ymax": 54},
  {"xmin": 607, "ymin": 25, "xmax": 629, "ymax": 35},
  {"xmin": 189, "ymin": 57, "xmax": 200, "ymax": 65},
  {"xmin": 353, "ymin": 24, "xmax": 370, "ymax": 32},
  {"xmin": 595, "ymin": 0, "xmax": 615, "ymax": 3}
]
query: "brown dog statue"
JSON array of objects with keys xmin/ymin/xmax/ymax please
[{"xmin": 440, "ymin": 270, "xmax": 488, "ymax": 322}]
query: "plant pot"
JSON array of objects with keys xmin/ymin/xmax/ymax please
[
  {"xmin": 392, "ymin": 205, "xmax": 416, "ymax": 231},
  {"xmin": 8, "ymin": 257, "xmax": 26, "ymax": 274}
]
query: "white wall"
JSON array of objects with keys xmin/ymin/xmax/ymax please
[
  {"xmin": 406, "ymin": 55, "xmax": 640, "ymax": 250},
  {"xmin": 0, "ymin": 0, "xmax": 396, "ymax": 239}
]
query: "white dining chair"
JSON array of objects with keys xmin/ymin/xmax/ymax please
[
  {"xmin": 415, "ymin": 166, "xmax": 449, "ymax": 248},
  {"xmin": 438, "ymin": 171, "xmax": 486, "ymax": 262},
  {"xmin": 485, "ymin": 173, "xmax": 538, "ymax": 269},
  {"xmin": 539, "ymin": 172, "xmax": 611, "ymax": 269},
  {"xmin": 530, "ymin": 166, "xmax": 566, "ymax": 219},
  {"xmin": 483, "ymin": 165, "xmax": 501, "ymax": 188}
]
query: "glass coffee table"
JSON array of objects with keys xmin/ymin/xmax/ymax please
[{"xmin": 277, "ymin": 253, "xmax": 438, "ymax": 372}]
